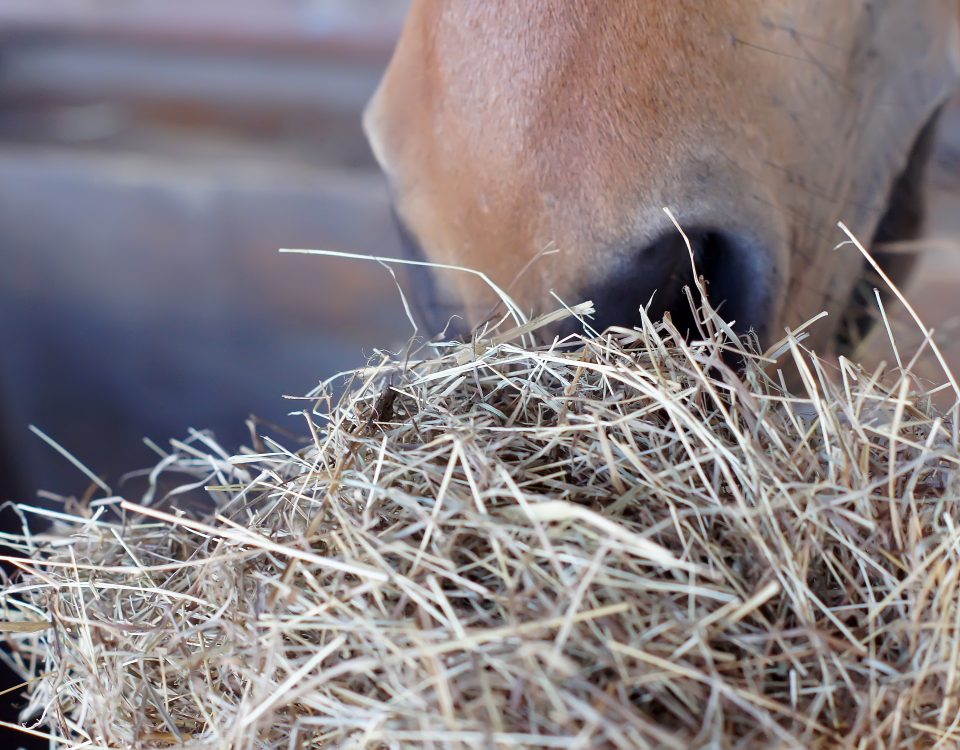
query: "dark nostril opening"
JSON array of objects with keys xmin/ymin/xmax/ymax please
[
  {"xmin": 391, "ymin": 205, "xmax": 777, "ymax": 351},
  {"xmin": 697, "ymin": 230, "xmax": 774, "ymax": 345},
  {"xmin": 575, "ymin": 228, "xmax": 776, "ymax": 349}
]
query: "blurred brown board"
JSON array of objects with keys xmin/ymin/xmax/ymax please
[
  {"xmin": 0, "ymin": 2, "xmax": 404, "ymax": 120},
  {"xmin": 0, "ymin": 0, "xmax": 405, "ymax": 60},
  {"xmin": 0, "ymin": 38, "xmax": 387, "ymax": 118}
]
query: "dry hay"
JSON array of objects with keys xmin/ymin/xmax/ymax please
[{"xmin": 2, "ymin": 238, "xmax": 960, "ymax": 749}]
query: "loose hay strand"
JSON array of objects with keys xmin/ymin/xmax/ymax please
[{"xmin": 2, "ymin": 234, "xmax": 960, "ymax": 748}]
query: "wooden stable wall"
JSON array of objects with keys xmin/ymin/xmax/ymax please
[
  {"xmin": 0, "ymin": 0, "xmax": 406, "ymax": 161},
  {"xmin": 0, "ymin": 2, "xmax": 412, "ymax": 502},
  {"xmin": 0, "ymin": 0, "xmax": 404, "ymax": 50}
]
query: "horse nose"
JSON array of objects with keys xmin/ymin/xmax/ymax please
[{"xmin": 576, "ymin": 228, "xmax": 780, "ymax": 347}]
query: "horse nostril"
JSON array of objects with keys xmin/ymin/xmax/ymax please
[
  {"xmin": 691, "ymin": 230, "xmax": 778, "ymax": 346},
  {"xmin": 578, "ymin": 228, "xmax": 778, "ymax": 347}
]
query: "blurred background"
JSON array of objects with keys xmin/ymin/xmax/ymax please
[
  {"xmin": 0, "ymin": 0, "xmax": 416, "ymax": 507},
  {"xmin": 1, "ymin": 0, "xmax": 960, "ymax": 742}
]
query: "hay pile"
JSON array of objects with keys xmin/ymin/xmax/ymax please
[{"xmin": 2, "ymin": 269, "xmax": 960, "ymax": 748}]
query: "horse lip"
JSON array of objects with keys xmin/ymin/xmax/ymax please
[{"xmin": 391, "ymin": 209, "xmax": 471, "ymax": 339}]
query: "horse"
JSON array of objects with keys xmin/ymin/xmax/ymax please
[{"xmin": 363, "ymin": 1, "xmax": 960, "ymax": 354}]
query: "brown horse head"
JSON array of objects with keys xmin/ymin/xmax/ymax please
[{"xmin": 365, "ymin": 1, "xmax": 959, "ymax": 351}]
